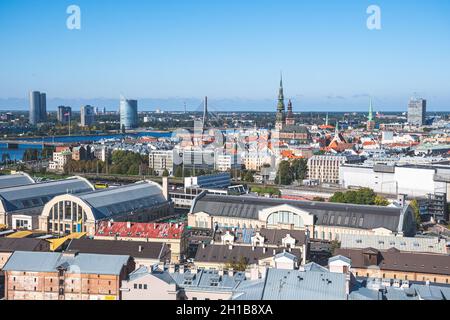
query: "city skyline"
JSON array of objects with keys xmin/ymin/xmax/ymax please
[{"xmin": 1, "ymin": 0, "xmax": 450, "ymax": 111}]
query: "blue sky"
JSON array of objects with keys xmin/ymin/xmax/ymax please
[{"xmin": 0, "ymin": 0, "xmax": 449, "ymax": 112}]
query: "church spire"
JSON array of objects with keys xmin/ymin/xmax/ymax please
[
  {"xmin": 368, "ymin": 98, "xmax": 374, "ymax": 122},
  {"xmin": 275, "ymin": 72, "xmax": 286, "ymax": 130}
]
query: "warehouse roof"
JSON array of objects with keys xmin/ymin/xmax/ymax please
[
  {"xmin": 0, "ymin": 238, "xmax": 50, "ymax": 252},
  {"xmin": 96, "ymin": 221, "xmax": 184, "ymax": 240},
  {"xmin": 0, "ymin": 177, "xmax": 94, "ymax": 213},
  {"xmin": 339, "ymin": 234, "xmax": 447, "ymax": 254},
  {"xmin": 66, "ymin": 239, "xmax": 171, "ymax": 261},
  {"xmin": 3, "ymin": 251, "xmax": 130, "ymax": 275},
  {"xmin": 75, "ymin": 181, "xmax": 167, "ymax": 220},
  {"xmin": 0, "ymin": 173, "xmax": 34, "ymax": 189},
  {"xmin": 192, "ymin": 194, "xmax": 405, "ymax": 232}
]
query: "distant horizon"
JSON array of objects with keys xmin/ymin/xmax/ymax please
[{"xmin": 0, "ymin": 97, "xmax": 449, "ymax": 113}]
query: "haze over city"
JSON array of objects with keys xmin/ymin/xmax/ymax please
[{"xmin": 1, "ymin": 0, "xmax": 450, "ymax": 111}]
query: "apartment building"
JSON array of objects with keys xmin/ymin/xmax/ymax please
[
  {"xmin": 149, "ymin": 150, "xmax": 175, "ymax": 176},
  {"xmin": 308, "ymin": 154, "xmax": 362, "ymax": 184}
]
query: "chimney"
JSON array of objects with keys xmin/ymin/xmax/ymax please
[
  {"xmin": 158, "ymin": 262, "xmax": 165, "ymax": 271},
  {"xmin": 127, "ymin": 221, "xmax": 131, "ymax": 229},
  {"xmin": 168, "ymin": 264, "xmax": 175, "ymax": 274},
  {"xmin": 228, "ymin": 245, "xmax": 233, "ymax": 250},
  {"xmin": 263, "ymin": 247, "xmax": 267, "ymax": 254},
  {"xmin": 228, "ymin": 268, "xmax": 234, "ymax": 277},
  {"xmin": 202, "ymin": 243, "xmax": 206, "ymax": 249},
  {"xmin": 218, "ymin": 268, "xmax": 224, "ymax": 276},
  {"xmin": 179, "ymin": 265, "xmax": 185, "ymax": 274},
  {"xmin": 273, "ymin": 249, "xmax": 276, "ymax": 255},
  {"xmin": 398, "ymin": 194, "xmax": 407, "ymax": 207},
  {"xmin": 192, "ymin": 267, "xmax": 198, "ymax": 275},
  {"xmin": 162, "ymin": 177, "xmax": 170, "ymax": 201},
  {"xmin": 108, "ymin": 220, "xmax": 112, "ymax": 228},
  {"xmin": 251, "ymin": 246, "xmax": 255, "ymax": 251}
]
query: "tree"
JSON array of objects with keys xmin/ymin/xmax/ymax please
[
  {"xmin": 291, "ymin": 158, "xmax": 308, "ymax": 181},
  {"xmin": 275, "ymin": 161, "xmax": 294, "ymax": 185},
  {"xmin": 330, "ymin": 188, "xmax": 389, "ymax": 206},
  {"xmin": 313, "ymin": 197, "xmax": 326, "ymax": 202},
  {"xmin": 244, "ymin": 171, "xmax": 255, "ymax": 183},
  {"xmin": 162, "ymin": 169, "xmax": 170, "ymax": 177},
  {"xmin": 1, "ymin": 153, "xmax": 10, "ymax": 164},
  {"xmin": 174, "ymin": 166, "xmax": 183, "ymax": 178},
  {"xmin": 410, "ymin": 199, "xmax": 421, "ymax": 227},
  {"xmin": 225, "ymin": 256, "xmax": 249, "ymax": 272}
]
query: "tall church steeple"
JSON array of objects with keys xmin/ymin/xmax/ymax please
[
  {"xmin": 367, "ymin": 97, "xmax": 375, "ymax": 131},
  {"xmin": 275, "ymin": 73, "xmax": 286, "ymax": 131},
  {"xmin": 286, "ymin": 99, "xmax": 295, "ymax": 126}
]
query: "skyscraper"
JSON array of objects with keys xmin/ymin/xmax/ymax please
[
  {"xmin": 57, "ymin": 106, "xmax": 72, "ymax": 124},
  {"xmin": 80, "ymin": 105, "xmax": 95, "ymax": 127},
  {"xmin": 29, "ymin": 91, "xmax": 44, "ymax": 125},
  {"xmin": 408, "ymin": 98, "xmax": 427, "ymax": 126},
  {"xmin": 39, "ymin": 93, "xmax": 47, "ymax": 122},
  {"xmin": 120, "ymin": 97, "xmax": 138, "ymax": 130}
]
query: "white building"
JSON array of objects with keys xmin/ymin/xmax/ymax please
[
  {"xmin": 149, "ymin": 150, "xmax": 175, "ymax": 176},
  {"xmin": 308, "ymin": 154, "xmax": 362, "ymax": 184},
  {"xmin": 340, "ymin": 164, "xmax": 450, "ymax": 200},
  {"xmin": 48, "ymin": 149, "xmax": 72, "ymax": 172}
]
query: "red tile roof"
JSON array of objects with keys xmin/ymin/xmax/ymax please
[{"xmin": 95, "ymin": 221, "xmax": 185, "ymax": 240}]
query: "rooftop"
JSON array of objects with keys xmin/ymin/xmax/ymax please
[{"xmin": 96, "ymin": 221, "xmax": 184, "ymax": 240}]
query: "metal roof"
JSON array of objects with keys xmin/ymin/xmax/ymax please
[
  {"xmin": 192, "ymin": 194, "xmax": 404, "ymax": 232},
  {"xmin": 339, "ymin": 233, "xmax": 447, "ymax": 254},
  {"xmin": 0, "ymin": 177, "xmax": 94, "ymax": 213},
  {"xmin": 3, "ymin": 251, "xmax": 130, "ymax": 275},
  {"xmin": 76, "ymin": 181, "xmax": 167, "ymax": 220},
  {"xmin": 0, "ymin": 173, "xmax": 34, "ymax": 189}
]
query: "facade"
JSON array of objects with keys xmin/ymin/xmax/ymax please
[
  {"xmin": 189, "ymin": 194, "xmax": 417, "ymax": 241},
  {"xmin": 149, "ymin": 150, "xmax": 175, "ymax": 176},
  {"xmin": 308, "ymin": 154, "xmax": 362, "ymax": 184},
  {"xmin": 57, "ymin": 106, "xmax": 72, "ymax": 124},
  {"xmin": 80, "ymin": 105, "xmax": 95, "ymax": 127},
  {"xmin": 120, "ymin": 97, "xmax": 138, "ymax": 130},
  {"xmin": 94, "ymin": 221, "xmax": 186, "ymax": 263},
  {"xmin": 3, "ymin": 251, "xmax": 134, "ymax": 300},
  {"xmin": 408, "ymin": 98, "xmax": 427, "ymax": 126},
  {"xmin": 29, "ymin": 91, "xmax": 46, "ymax": 125},
  {"xmin": 0, "ymin": 177, "xmax": 95, "ymax": 229},
  {"xmin": 49, "ymin": 147, "xmax": 72, "ymax": 172},
  {"xmin": 39, "ymin": 181, "xmax": 173, "ymax": 236},
  {"xmin": 336, "ymin": 247, "xmax": 450, "ymax": 285}
]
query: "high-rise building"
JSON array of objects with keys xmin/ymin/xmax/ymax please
[
  {"xmin": 39, "ymin": 92, "xmax": 47, "ymax": 122},
  {"xmin": 57, "ymin": 106, "xmax": 72, "ymax": 124},
  {"xmin": 120, "ymin": 97, "xmax": 138, "ymax": 130},
  {"xmin": 29, "ymin": 91, "xmax": 43, "ymax": 125},
  {"xmin": 80, "ymin": 105, "xmax": 95, "ymax": 127},
  {"xmin": 408, "ymin": 98, "xmax": 427, "ymax": 126}
]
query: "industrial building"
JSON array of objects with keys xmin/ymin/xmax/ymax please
[
  {"xmin": 0, "ymin": 177, "xmax": 95, "ymax": 230},
  {"xmin": 3, "ymin": 251, "xmax": 134, "ymax": 300},
  {"xmin": 188, "ymin": 193, "xmax": 417, "ymax": 240},
  {"xmin": 39, "ymin": 180, "xmax": 173, "ymax": 236}
]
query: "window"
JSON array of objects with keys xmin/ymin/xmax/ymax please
[
  {"xmin": 192, "ymin": 297, "xmax": 197, "ymax": 301},
  {"xmin": 134, "ymin": 284, "xmax": 137, "ymax": 289},
  {"xmin": 138, "ymin": 284, "xmax": 142, "ymax": 289},
  {"xmin": 143, "ymin": 284, "xmax": 147, "ymax": 290}
]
